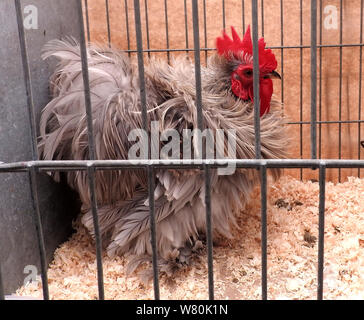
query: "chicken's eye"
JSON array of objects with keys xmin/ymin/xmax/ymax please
[{"xmin": 243, "ymin": 69, "xmax": 253, "ymax": 77}]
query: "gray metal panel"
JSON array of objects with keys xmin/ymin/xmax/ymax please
[{"xmin": 0, "ymin": 0, "xmax": 81, "ymax": 294}]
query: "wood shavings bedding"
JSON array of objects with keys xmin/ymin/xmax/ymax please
[{"xmin": 16, "ymin": 175, "xmax": 364, "ymax": 300}]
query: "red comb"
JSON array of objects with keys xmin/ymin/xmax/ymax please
[{"xmin": 216, "ymin": 26, "xmax": 277, "ymax": 72}]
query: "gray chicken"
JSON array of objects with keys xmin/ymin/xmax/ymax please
[{"xmin": 38, "ymin": 26, "xmax": 287, "ymax": 275}]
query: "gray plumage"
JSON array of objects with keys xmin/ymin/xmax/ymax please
[{"xmin": 38, "ymin": 39, "xmax": 287, "ymax": 275}]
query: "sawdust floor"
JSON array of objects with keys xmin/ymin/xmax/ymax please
[{"xmin": 16, "ymin": 175, "xmax": 364, "ymax": 300}]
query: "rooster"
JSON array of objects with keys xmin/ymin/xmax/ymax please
[{"xmin": 38, "ymin": 26, "xmax": 287, "ymax": 276}]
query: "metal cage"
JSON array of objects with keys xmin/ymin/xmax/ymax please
[{"xmin": 0, "ymin": 0, "xmax": 363, "ymax": 300}]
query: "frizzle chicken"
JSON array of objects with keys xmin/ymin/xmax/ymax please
[{"xmin": 38, "ymin": 26, "xmax": 287, "ymax": 276}]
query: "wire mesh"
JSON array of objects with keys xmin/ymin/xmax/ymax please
[{"xmin": 1, "ymin": 0, "xmax": 364, "ymax": 300}]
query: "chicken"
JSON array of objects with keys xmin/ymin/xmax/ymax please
[{"xmin": 38, "ymin": 26, "xmax": 287, "ymax": 276}]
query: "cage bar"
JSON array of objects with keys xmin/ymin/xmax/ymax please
[
  {"xmin": 184, "ymin": 0, "xmax": 189, "ymax": 54},
  {"xmin": 84, "ymin": 0, "xmax": 91, "ymax": 42},
  {"xmin": 261, "ymin": 0, "xmax": 264, "ymax": 37},
  {"xmin": 288, "ymin": 120, "xmax": 364, "ymax": 125},
  {"xmin": 203, "ymin": 0, "xmax": 208, "ymax": 64},
  {"xmin": 117, "ymin": 42, "xmax": 364, "ymax": 55},
  {"xmin": 311, "ymin": 0, "xmax": 317, "ymax": 159},
  {"xmin": 0, "ymin": 262, "xmax": 4, "ymax": 300},
  {"xmin": 28, "ymin": 167, "xmax": 49, "ymax": 300},
  {"xmin": 124, "ymin": 0, "xmax": 131, "ymax": 57},
  {"xmin": 242, "ymin": 0, "xmax": 245, "ymax": 34},
  {"xmin": 133, "ymin": 0, "xmax": 160, "ymax": 300},
  {"xmin": 192, "ymin": 0, "xmax": 214, "ymax": 300},
  {"xmin": 252, "ymin": 0, "xmax": 261, "ymax": 159},
  {"xmin": 338, "ymin": 0, "xmax": 343, "ymax": 181},
  {"xmin": 222, "ymin": 0, "xmax": 226, "ymax": 30},
  {"xmin": 280, "ymin": 0, "xmax": 284, "ymax": 104},
  {"xmin": 14, "ymin": 0, "xmax": 38, "ymax": 161},
  {"xmin": 299, "ymin": 0, "xmax": 303, "ymax": 180},
  {"xmin": 317, "ymin": 163, "xmax": 326, "ymax": 300},
  {"xmin": 86, "ymin": 166, "xmax": 105, "ymax": 299},
  {"xmin": 77, "ymin": 0, "xmax": 105, "ymax": 299},
  {"xmin": 164, "ymin": 0, "xmax": 170, "ymax": 63},
  {"xmin": 204, "ymin": 165, "xmax": 214, "ymax": 300},
  {"xmin": 144, "ymin": 0, "xmax": 151, "ymax": 58},
  {"xmin": 147, "ymin": 166, "xmax": 160, "ymax": 298},
  {"xmin": 359, "ymin": 0, "xmax": 363, "ymax": 178},
  {"xmin": 260, "ymin": 164, "xmax": 268, "ymax": 300},
  {"xmin": 318, "ymin": 0, "xmax": 323, "ymax": 160},
  {"xmin": 15, "ymin": 0, "xmax": 50, "ymax": 300},
  {"xmin": 2, "ymin": 159, "xmax": 364, "ymax": 173},
  {"xmin": 105, "ymin": 0, "xmax": 111, "ymax": 47}
]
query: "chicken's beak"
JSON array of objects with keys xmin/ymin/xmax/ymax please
[{"xmin": 267, "ymin": 70, "xmax": 281, "ymax": 80}]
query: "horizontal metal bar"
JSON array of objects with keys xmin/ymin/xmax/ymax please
[
  {"xmin": 122, "ymin": 43, "xmax": 364, "ymax": 54},
  {"xmin": 288, "ymin": 120, "xmax": 364, "ymax": 125},
  {"xmin": 1, "ymin": 159, "xmax": 364, "ymax": 173}
]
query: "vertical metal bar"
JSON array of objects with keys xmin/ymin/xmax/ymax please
[
  {"xmin": 164, "ymin": 0, "xmax": 170, "ymax": 63},
  {"xmin": 84, "ymin": 0, "xmax": 91, "ymax": 42},
  {"xmin": 192, "ymin": 0, "xmax": 214, "ymax": 300},
  {"xmin": 299, "ymin": 0, "xmax": 303, "ymax": 180},
  {"xmin": 14, "ymin": 0, "xmax": 38, "ymax": 161},
  {"xmin": 134, "ymin": 0, "xmax": 148, "ymax": 131},
  {"xmin": 203, "ymin": 0, "xmax": 208, "ymax": 64},
  {"xmin": 147, "ymin": 166, "xmax": 159, "ymax": 298},
  {"xmin": 261, "ymin": 0, "xmax": 264, "ymax": 37},
  {"xmin": 319, "ymin": 0, "xmax": 323, "ymax": 160},
  {"xmin": 133, "ymin": 0, "xmax": 160, "ymax": 300},
  {"xmin": 252, "ymin": 0, "xmax": 261, "ymax": 159},
  {"xmin": 311, "ymin": 0, "xmax": 318, "ymax": 159},
  {"xmin": 260, "ymin": 164, "xmax": 268, "ymax": 300},
  {"xmin": 0, "ymin": 262, "xmax": 4, "ymax": 300},
  {"xmin": 144, "ymin": 0, "xmax": 151, "ymax": 58},
  {"xmin": 28, "ymin": 167, "xmax": 49, "ymax": 300},
  {"xmin": 317, "ymin": 163, "xmax": 326, "ymax": 300},
  {"xmin": 77, "ymin": 0, "xmax": 96, "ymax": 161},
  {"xmin": 105, "ymin": 0, "xmax": 111, "ymax": 47},
  {"xmin": 280, "ymin": 0, "xmax": 284, "ymax": 104},
  {"xmin": 222, "ymin": 0, "xmax": 226, "ymax": 30},
  {"xmin": 76, "ymin": 0, "xmax": 104, "ymax": 300},
  {"xmin": 15, "ymin": 0, "xmax": 49, "ymax": 300},
  {"xmin": 204, "ymin": 165, "xmax": 214, "ymax": 300},
  {"xmin": 359, "ymin": 0, "xmax": 363, "ymax": 178},
  {"xmin": 338, "ymin": 0, "xmax": 343, "ymax": 181},
  {"xmin": 192, "ymin": 0, "xmax": 204, "ymax": 132},
  {"xmin": 87, "ymin": 166, "xmax": 104, "ymax": 300},
  {"xmin": 124, "ymin": 0, "xmax": 131, "ymax": 57},
  {"xmin": 242, "ymin": 0, "xmax": 245, "ymax": 34},
  {"xmin": 184, "ymin": 0, "xmax": 189, "ymax": 55}
]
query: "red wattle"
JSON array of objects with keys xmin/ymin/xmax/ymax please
[
  {"xmin": 259, "ymin": 78, "xmax": 273, "ymax": 116},
  {"xmin": 231, "ymin": 77, "xmax": 273, "ymax": 117}
]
